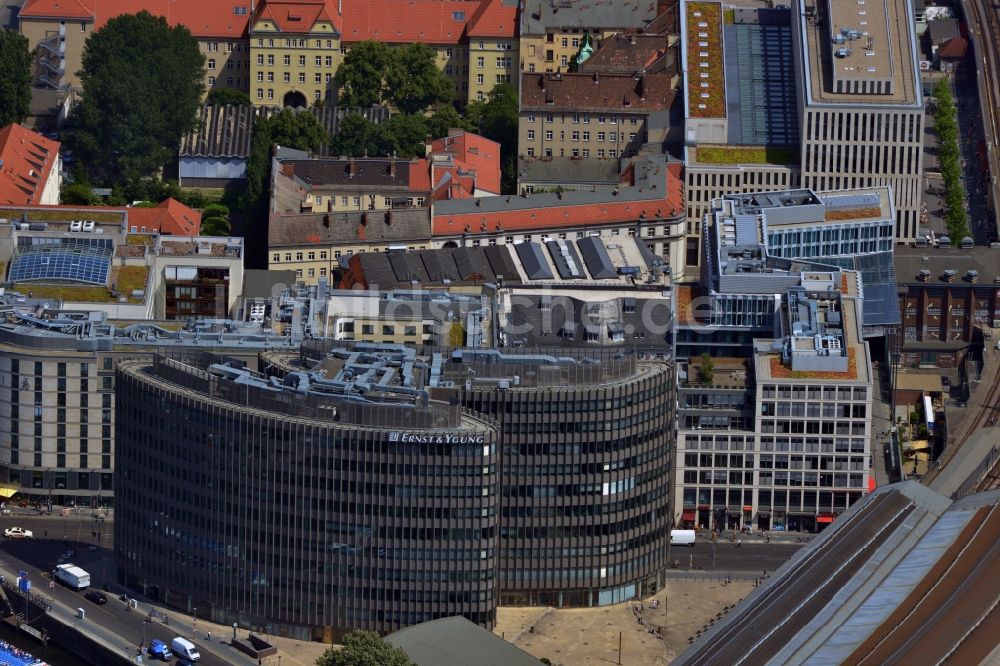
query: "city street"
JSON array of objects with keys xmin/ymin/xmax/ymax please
[
  {"xmin": 668, "ymin": 542, "xmax": 802, "ymax": 574},
  {"xmin": 0, "ymin": 514, "xmax": 254, "ymax": 666}
]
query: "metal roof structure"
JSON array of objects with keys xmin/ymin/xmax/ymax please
[
  {"xmin": 576, "ymin": 236, "xmax": 617, "ymax": 279},
  {"xmin": 676, "ymin": 482, "xmax": 1000, "ymax": 666},
  {"xmin": 515, "ymin": 242, "xmax": 554, "ymax": 280},
  {"xmin": 386, "ymin": 616, "xmax": 541, "ymax": 666}
]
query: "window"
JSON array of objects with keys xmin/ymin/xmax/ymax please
[
  {"xmin": 382, "ymin": 325, "xmax": 394, "ymax": 336},
  {"xmin": 582, "ymin": 149, "xmax": 590, "ymax": 157},
  {"xmin": 315, "ymin": 56, "xmax": 322, "ymax": 67},
  {"xmin": 283, "ymin": 72, "xmax": 290, "ymax": 82},
  {"xmin": 528, "ymin": 113, "xmax": 535, "ymax": 123},
  {"xmin": 597, "ymin": 132, "xmax": 605, "ymax": 142},
  {"xmin": 283, "ymin": 55, "xmax": 290, "ymax": 66},
  {"xmin": 598, "ymin": 115, "xmax": 606, "ymax": 124},
  {"xmin": 267, "ymin": 72, "xmax": 274, "ymax": 81},
  {"xmin": 257, "ymin": 71, "xmax": 264, "ymax": 81},
  {"xmin": 527, "ymin": 147, "xmax": 535, "ymax": 156},
  {"xmin": 267, "ymin": 88, "xmax": 273, "ymax": 99},
  {"xmin": 307, "ymin": 268, "xmax": 315, "ymax": 278},
  {"xmin": 561, "ymin": 37, "xmax": 568, "ymax": 47},
  {"xmin": 560, "ymin": 55, "xmax": 568, "ymax": 66},
  {"xmin": 295, "ymin": 269, "xmax": 302, "ymax": 278},
  {"xmin": 571, "ymin": 131, "xmax": 579, "ymax": 141},
  {"xmin": 477, "ymin": 56, "xmax": 484, "ymax": 68},
  {"xmin": 582, "ymin": 131, "xmax": 590, "ymax": 141},
  {"xmin": 296, "ymin": 252, "xmax": 303, "ymax": 261},
  {"xmin": 527, "ymin": 129, "xmax": 535, "ymax": 140},
  {"xmin": 314, "ymin": 73, "xmax": 321, "ymax": 83},
  {"xmin": 272, "ymin": 253, "xmax": 280, "ymax": 263},
  {"xmin": 597, "ymin": 149, "xmax": 605, "ymax": 157},
  {"xmin": 571, "ymin": 148, "xmax": 579, "ymax": 157},
  {"xmin": 299, "ymin": 55, "xmax": 306, "ymax": 66},
  {"xmin": 208, "ymin": 76, "xmax": 215, "ymax": 85},
  {"xmin": 477, "ymin": 74, "xmax": 484, "ymax": 85},
  {"xmin": 267, "ymin": 54, "xmax": 274, "ymax": 66},
  {"xmin": 257, "ymin": 54, "xmax": 264, "ymax": 65},
  {"xmin": 545, "ymin": 130, "xmax": 553, "ymax": 141},
  {"xmin": 256, "ymin": 89, "xmax": 263, "ymax": 99},
  {"xmin": 299, "ymin": 72, "xmax": 306, "ymax": 83},
  {"xmin": 207, "ymin": 59, "xmax": 216, "ymax": 70},
  {"xmin": 325, "ymin": 56, "xmax": 332, "ymax": 67}
]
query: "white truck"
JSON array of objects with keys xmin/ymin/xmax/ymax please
[{"xmin": 55, "ymin": 564, "xmax": 91, "ymax": 590}]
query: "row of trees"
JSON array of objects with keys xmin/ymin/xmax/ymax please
[
  {"xmin": 0, "ymin": 30, "xmax": 31, "ymax": 127},
  {"xmin": 931, "ymin": 79, "xmax": 970, "ymax": 241}
]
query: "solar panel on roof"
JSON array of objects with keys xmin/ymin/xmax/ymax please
[
  {"xmin": 576, "ymin": 236, "xmax": 618, "ymax": 280},
  {"xmin": 515, "ymin": 242, "xmax": 554, "ymax": 280},
  {"xmin": 545, "ymin": 240, "xmax": 586, "ymax": 280},
  {"xmin": 823, "ymin": 193, "xmax": 881, "ymax": 209}
]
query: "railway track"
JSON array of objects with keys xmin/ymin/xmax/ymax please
[{"xmin": 964, "ymin": 0, "xmax": 1000, "ymax": 233}]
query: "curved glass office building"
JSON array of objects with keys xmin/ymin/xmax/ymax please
[
  {"xmin": 115, "ymin": 349, "xmax": 499, "ymax": 642},
  {"xmin": 116, "ymin": 345, "xmax": 674, "ymax": 640}
]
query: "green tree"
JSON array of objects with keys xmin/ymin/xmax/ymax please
[
  {"xmin": 206, "ymin": 87, "xmax": 252, "ymax": 106},
  {"xmin": 60, "ymin": 180, "xmax": 101, "ymax": 206},
  {"xmin": 63, "ymin": 11, "xmax": 205, "ymax": 183},
  {"xmin": 335, "ymin": 41, "xmax": 391, "ymax": 109},
  {"xmin": 329, "ymin": 114, "xmax": 377, "ymax": 157},
  {"xmin": 0, "ymin": 30, "xmax": 31, "ymax": 127},
  {"xmin": 316, "ymin": 630, "xmax": 413, "ymax": 666},
  {"xmin": 425, "ymin": 103, "xmax": 475, "ymax": 140},
  {"xmin": 200, "ymin": 202, "xmax": 230, "ymax": 236},
  {"xmin": 473, "ymin": 83, "xmax": 519, "ymax": 193},
  {"xmin": 377, "ymin": 113, "xmax": 429, "ymax": 158},
  {"xmin": 385, "ymin": 43, "xmax": 453, "ymax": 114},
  {"xmin": 697, "ymin": 353, "xmax": 714, "ymax": 385}
]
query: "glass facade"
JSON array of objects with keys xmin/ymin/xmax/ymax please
[{"xmin": 115, "ymin": 359, "xmax": 499, "ymax": 642}]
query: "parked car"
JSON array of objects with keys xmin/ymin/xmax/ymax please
[
  {"xmin": 3, "ymin": 527, "xmax": 33, "ymax": 539},
  {"xmin": 83, "ymin": 590, "xmax": 107, "ymax": 605}
]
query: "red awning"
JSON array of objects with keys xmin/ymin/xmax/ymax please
[
  {"xmin": 817, "ymin": 514, "xmax": 836, "ymax": 524},
  {"xmin": 868, "ymin": 476, "xmax": 877, "ymax": 492},
  {"xmin": 681, "ymin": 509, "xmax": 696, "ymax": 521},
  {"xmin": 742, "ymin": 505, "xmax": 753, "ymax": 511}
]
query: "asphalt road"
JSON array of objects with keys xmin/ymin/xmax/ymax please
[
  {"xmin": 0, "ymin": 516, "xmax": 251, "ymax": 666},
  {"xmin": 668, "ymin": 542, "xmax": 802, "ymax": 574}
]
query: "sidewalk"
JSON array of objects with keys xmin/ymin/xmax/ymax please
[{"xmin": 126, "ymin": 597, "xmax": 329, "ymax": 666}]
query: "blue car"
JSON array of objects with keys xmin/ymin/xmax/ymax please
[{"xmin": 149, "ymin": 639, "xmax": 173, "ymax": 661}]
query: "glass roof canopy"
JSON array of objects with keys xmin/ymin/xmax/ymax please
[{"xmin": 9, "ymin": 237, "xmax": 114, "ymax": 285}]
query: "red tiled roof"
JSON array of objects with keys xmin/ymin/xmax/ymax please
[
  {"xmin": 520, "ymin": 72, "xmax": 675, "ymax": 112},
  {"xmin": 20, "ymin": 0, "xmax": 255, "ymax": 38},
  {"xmin": 408, "ymin": 161, "xmax": 432, "ymax": 192},
  {"xmin": 0, "ymin": 124, "xmax": 60, "ymax": 206},
  {"xmin": 432, "ymin": 159, "xmax": 682, "ymax": 234},
  {"xmin": 18, "ymin": 0, "xmax": 93, "ymax": 20},
  {"xmin": 341, "ymin": 0, "xmax": 476, "ymax": 44},
  {"xmin": 938, "ymin": 36, "xmax": 968, "ymax": 59},
  {"xmin": 430, "ymin": 130, "xmax": 501, "ymax": 195},
  {"xmin": 253, "ymin": 0, "xmax": 341, "ymax": 34},
  {"xmin": 466, "ymin": 0, "xmax": 516, "ymax": 38},
  {"xmin": 127, "ymin": 198, "xmax": 202, "ymax": 236}
]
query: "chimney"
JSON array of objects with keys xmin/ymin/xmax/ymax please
[
  {"xmin": 593, "ymin": 71, "xmax": 599, "ymax": 84},
  {"xmin": 349, "ymin": 158, "xmax": 356, "ymax": 178},
  {"xmin": 323, "ymin": 213, "xmax": 330, "ymax": 228},
  {"xmin": 630, "ymin": 33, "xmax": 636, "ymax": 45},
  {"xmin": 389, "ymin": 156, "xmax": 396, "ymax": 178}
]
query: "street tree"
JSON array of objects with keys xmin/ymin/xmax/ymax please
[
  {"xmin": 0, "ymin": 30, "xmax": 31, "ymax": 127},
  {"xmin": 334, "ymin": 41, "xmax": 391, "ymax": 109},
  {"xmin": 63, "ymin": 11, "xmax": 205, "ymax": 182},
  {"xmin": 316, "ymin": 630, "xmax": 413, "ymax": 666}
]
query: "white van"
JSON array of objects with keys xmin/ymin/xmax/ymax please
[
  {"xmin": 170, "ymin": 637, "xmax": 201, "ymax": 662},
  {"xmin": 670, "ymin": 529, "xmax": 696, "ymax": 547}
]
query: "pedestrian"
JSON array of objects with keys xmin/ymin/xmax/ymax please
[
  {"xmin": 736, "ymin": 538, "xmax": 742, "ymax": 549},
  {"xmin": 206, "ymin": 631, "xmax": 211, "ymax": 641}
]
